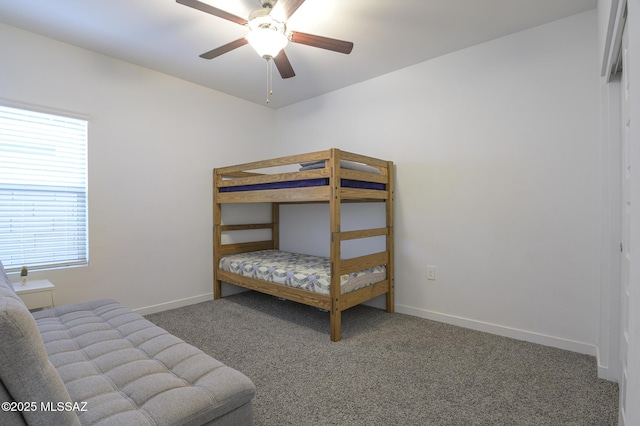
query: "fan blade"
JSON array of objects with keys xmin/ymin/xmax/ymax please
[
  {"xmin": 272, "ymin": 0, "xmax": 306, "ymax": 21},
  {"xmin": 177, "ymin": 0, "xmax": 248, "ymax": 26},
  {"xmin": 290, "ymin": 32, "xmax": 353, "ymax": 54},
  {"xmin": 200, "ymin": 38, "xmax": 248, "ymax": 59},
  {"xmin": 273, "ymin": 50, "xmax": 295, "ymax": 79}
]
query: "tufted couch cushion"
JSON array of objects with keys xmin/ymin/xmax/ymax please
[
  {"xmin": 32, "ymin": 299, "xmax": 255, "ymax": 425},
  {"xmin": 0, "ymin": 262, "xmax": 255, "ymax": 425}
]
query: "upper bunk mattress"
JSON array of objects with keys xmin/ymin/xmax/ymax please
[
  {"xmin": 218, "ymin": 249, "xmax": 386, "ymax": 295},
  {"xmin": 218, "ymin": 178, "xmax": 385, "ymax": 193}
]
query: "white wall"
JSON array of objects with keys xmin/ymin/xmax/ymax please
[
  {"xmin": 275, "ymin": 11, "xmax": 600, "ymax": 354},
  {"xmin": 0, "ymin": 24, "xmax": 275, "ymax": 313},
  {"xmin": 0, "ymin": 11, "xmax": 604, "ymax": 357}
]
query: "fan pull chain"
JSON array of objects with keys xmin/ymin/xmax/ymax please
[{"xmin": 266, "ymin": 58, "xmax": 273, "ymax": 104}]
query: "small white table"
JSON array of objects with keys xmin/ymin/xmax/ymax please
[{"xmin": 12, "ymin": 279, "xmax": 56, "ymax": 311}]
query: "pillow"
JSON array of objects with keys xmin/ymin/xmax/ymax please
[{"xmin": 299, "ymin": 159, "xmax": 381, "ymax": 174}]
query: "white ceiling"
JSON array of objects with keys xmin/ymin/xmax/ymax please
[{"xmin": 0, "ymin": 0, "xmax": 596, "ymax": 109}]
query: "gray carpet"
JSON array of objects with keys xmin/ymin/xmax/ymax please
[{"xmin": 145, "ymin": 291, "xmax": 618, "ymax": 425}]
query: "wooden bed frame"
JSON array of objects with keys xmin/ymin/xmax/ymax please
[{"xmin": 213, "ymin": 148, "xmax": 394, "ymax": 341}]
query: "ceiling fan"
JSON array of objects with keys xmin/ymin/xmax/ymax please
[{"xmin": 176, "ymin": 0, "xmax": 354, "ymax": 80}]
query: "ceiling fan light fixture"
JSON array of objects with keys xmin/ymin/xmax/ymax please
[
  {"xmin": 178, "ymin": 0, "xmax": 353, "ymax": 91},
  {"xmin": 247, "ymin": 27, "xmax": 288, "ymax": 58},
  {"xmin": 246, "ymin": 10, "xmax": 288, "ymax": 59}
]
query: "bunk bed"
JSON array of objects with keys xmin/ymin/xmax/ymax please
[{"xmin": 213, "ymin": 148, "xmax": 394, "ymax": 341}]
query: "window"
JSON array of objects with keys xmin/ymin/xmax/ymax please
[{"xmin": 0, "ymin": 104, "xmax": 88, "ymax": 272}]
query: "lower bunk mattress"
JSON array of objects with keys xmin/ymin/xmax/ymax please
[{"xmin": 218, "ymin": 249, "xmax": 386, "ymax": 295}]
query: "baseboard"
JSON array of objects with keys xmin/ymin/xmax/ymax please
[
  {"xmin": 133, "ymin": 293, "xmax": 213, "ymax": 316},
  {"xmin": 597, "ymin": 346, "xmax": 610, "ymax": 379},
  {"xmin": 133, "ymin": 295, "xmax": 597, "ymax": 356},
  {"xmin": 596, "ymin": 345, "xmax": 621, "ymax": 382},
  {"xmin": 133, "ymin": 284, "xmax": 254, "ymax": 316},
  {"xmin": 396, "ymin": 304, "xmax": 597, "ymax": 356}
]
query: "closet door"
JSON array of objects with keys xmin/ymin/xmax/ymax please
[{"xmin": 620, "ymin": 19, "xmax": 630, "ymax": 425}]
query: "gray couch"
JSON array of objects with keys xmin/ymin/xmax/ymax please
[{"xmin": 0, "ymin": 262, "xmax": 255, "ymax": 426}]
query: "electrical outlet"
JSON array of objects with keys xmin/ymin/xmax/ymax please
[{"xmin": 427, "ymin": 266, "xmax": 436, "ymax": 281}]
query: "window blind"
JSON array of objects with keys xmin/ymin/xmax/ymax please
[{"xmin": 0, "ymin": 105, "xmax": 88, "ymax": 272}]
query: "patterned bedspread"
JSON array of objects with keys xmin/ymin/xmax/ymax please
[{"xmin": 218, "ymin": 249, "xmax": 386, "ymax": 295}]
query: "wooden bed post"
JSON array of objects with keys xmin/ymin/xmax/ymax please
[
  {"xmin": 272, "ymin": 202, "xmax": 280, "ymax": 250},
  {"xmin": 386, "ymin": 160, "xmax": 395, "ymax": 313},
  {"xmin": 213, "ymin": 168, "xmax": 222, "ymax": 299},
  {"xmin": 329, "ymin": 149, "xmax": 342, "ymax": 341}
]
